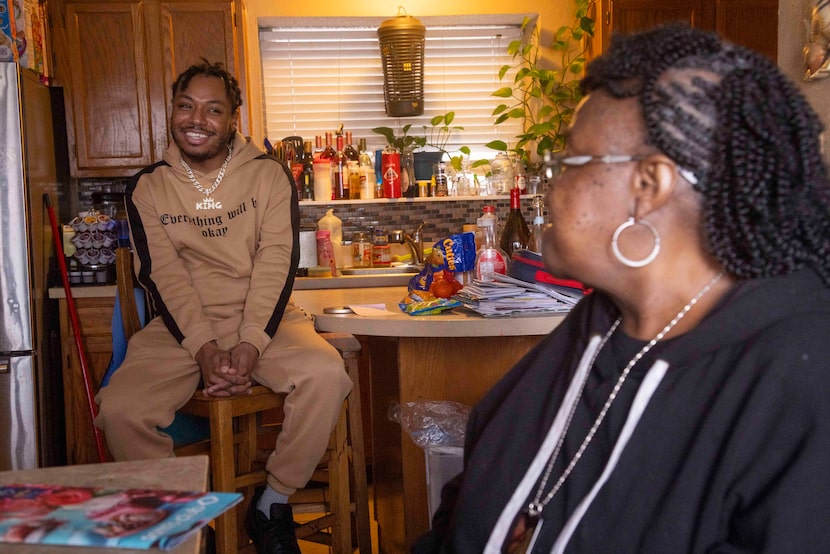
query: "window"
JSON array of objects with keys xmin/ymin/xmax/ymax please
[{"xmin": 258, "ymin": 15, "xmax": 530, "ymax": 161}]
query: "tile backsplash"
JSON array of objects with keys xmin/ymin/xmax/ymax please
[{"xmin": 78, "ymin": 179, "xmax": 547, "ymax": 245}]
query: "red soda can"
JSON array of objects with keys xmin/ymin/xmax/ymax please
[{"xmin": 382, "ymin": 151, "xmax": 402, "ymax": 198}]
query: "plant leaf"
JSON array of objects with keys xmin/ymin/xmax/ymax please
[{"xmin": 485, "ymin": 140, "xmax": 508, "ymax": 151}]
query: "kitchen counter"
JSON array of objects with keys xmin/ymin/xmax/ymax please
[
  {"xmin": 48, "ymin": 272, "xmax": 413, "ymax": 299},
  {"xmin": 291, "ymin": 286, "xmax": 563, "ymax": 337}
]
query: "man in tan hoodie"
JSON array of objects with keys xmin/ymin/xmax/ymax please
[{"xmin": 95, "ymin": 60, "xmax": 352, "ymax": 554}]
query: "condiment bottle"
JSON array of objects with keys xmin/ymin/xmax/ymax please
[
  {"xmin": 317, "ymin": 208, "xmax": 343, "ymax": 269},
  {"xmin": 316, "ymin": 229, "xmax": 337, "ymax": 277}
]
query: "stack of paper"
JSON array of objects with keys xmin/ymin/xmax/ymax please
[{"xmin": 454, "ymin": 273, "xmax": 582, "ymax": 317}]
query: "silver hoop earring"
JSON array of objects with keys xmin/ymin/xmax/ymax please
[{"xmin": 611, "ymin": 217, "xmax": 660, "ymax": 268}]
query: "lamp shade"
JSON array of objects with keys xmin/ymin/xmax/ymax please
[{"xmin": 377, "ymin": 12, "xmax": 426, "ymax": 117}]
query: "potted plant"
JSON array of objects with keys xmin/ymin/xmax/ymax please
[
  {"xmin": 486, "ymin": 1, "xmax": 596, "ymax": 174},
  {"xmin": 373, "ymin": 112, "xmax": 471, "ymax": 179}
]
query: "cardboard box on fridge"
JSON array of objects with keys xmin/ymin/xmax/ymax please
[
  {"xmin": 0, "ymin": 0, "xmax": 17, "ymax": 62},
  {"xmin": 22, "ymin": 0, "xmax": 49, "ymax": 76}
]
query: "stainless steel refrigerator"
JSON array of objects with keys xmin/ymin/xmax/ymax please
[{"xmin": 0, "ymin": 61, "xmax": 64, "ymax": 470}]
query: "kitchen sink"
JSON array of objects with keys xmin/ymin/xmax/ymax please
[{"xmin": 339, "ymin": 265, "xmax": 422, "ymax": 275}]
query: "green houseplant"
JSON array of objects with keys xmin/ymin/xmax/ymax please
[
  {"xmin": 486, "ymin": 2, "xmax": 596, "ymax": 173},
  {"xmin": 372, "ymin": 112, "xmax": 471, "ymax": 175}
]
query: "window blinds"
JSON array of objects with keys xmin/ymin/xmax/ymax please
[{"xmin": 258, "ymin": 16, "xmax": 528, "ymax": 160}]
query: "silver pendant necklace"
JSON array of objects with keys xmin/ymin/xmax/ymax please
[
  {"xmin": 516, "ymin": 272, "xmax": 724, "ymax": 544},
  {"xmin": 180, "ymin": 144, "xmax": 233, "ymax": 210}
]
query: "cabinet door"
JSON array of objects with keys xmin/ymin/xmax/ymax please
[
  {"xmin": 58, "ymin": 297, "xmax": 115, "ymax": 465},
  {"xmin": 153, "ymin": 0, "xmax": 247, "ymax": 146},
  {"xmin": 715, "ymin": 0, "xmax": 778, "ymax": 61},
  {"xmin": 60, "ymin": 2, "xmax": 155, "ymax": 177},
  {"xmin": 601, "ymin": 0, "xmax": 710, "ymax": 51},
  {"xmin": 600, "ymin": 0, "xmax": 776, "ymax": 60}
]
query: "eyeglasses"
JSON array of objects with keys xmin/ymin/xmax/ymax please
[
  {"xmin": 544, "ymin": 151, "xmax": 699, "ymax": 185},
  {"xmin": 543, "ymin": 153, "xmax": 646, "ymax": 179}
]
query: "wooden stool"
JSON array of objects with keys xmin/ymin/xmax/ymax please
[
  {"xmin": 176, "ymin": 334, "xmax": 371, "ymax": 554},
  {"xmin": 115, "ymin": 248, "xmax": 371, "ymax": 553}
]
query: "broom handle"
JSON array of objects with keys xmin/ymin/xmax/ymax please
[{"xmin": 44, "ymin": 194, "xmax": 107, "ymax": 463}]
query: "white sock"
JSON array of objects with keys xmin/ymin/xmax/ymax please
[{"xmin": 257, "ymin": 486, "xmax": 289, "ymax": 518}]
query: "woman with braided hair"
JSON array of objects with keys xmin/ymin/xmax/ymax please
[{"xmin": 414, "ymin": 24, "xmax": 830, "ymax": 553}]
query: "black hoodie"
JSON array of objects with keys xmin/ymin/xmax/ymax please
[{"xmin": 416, "ymin": 268, "xmax": 830, "ymax": 553}]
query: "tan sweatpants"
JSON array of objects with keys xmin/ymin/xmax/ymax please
[{"xmin": 94, "ymin": 304, "xmax": 352, "ymax": 496}]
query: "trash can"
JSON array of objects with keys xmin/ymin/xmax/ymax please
[
  {"xmin": 424, "ymin": 445, "xmax": 464, "ymax": 522},
  {"xmin": 389, "ymin": 400, "xmax": 470, "ymax": 525}
]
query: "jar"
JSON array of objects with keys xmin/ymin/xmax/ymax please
[
  {"xmin": 352, "ymin": 231, "xmax": 373, "ymax": 268},
  {"xmin": 372, "ymin": 229, "xmax": 391, "ymax": 267},
  {"xmin": 92, "ymin": 191, "xmax": 126, "ymax": 220}
]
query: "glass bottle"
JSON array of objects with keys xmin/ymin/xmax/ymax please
[
  {"xmin": 332, "ymin": 134, "xmax": 349, "ymax": 200},
  {"xmin": 478, "ymin": 205, "xmax": 498, "ymax": 245},
  {"xmin": 322, "ymin": 132, "xmax": 336, "ymax": 160},
  {"xmin": 531, "ymin": 195, "xmax": 545, "ymax": 253},
  {"xmin": 514, "ymin": 156, "xmax": 527, "ymax": 192},
  {"xmin": 348, "ymin": 160, "xmax": 361, "ymax": 200},
  {"xmin": 489, "ymin": 152, "xmax": 514, "ymax": 195},
  {"xmin": 301, "ymin": 140, "xmax": 315, "ymax": 200},
  {"xmin": 499, "ymin": 186, "xmax": 531, "ymax": 258},
  {"xmin": 358, "ymin": 138, "xmax": 376, "ymax": 200},
  {"xmin": 433, "ymin": 162, "xmax": 449, "ymax": 197},
  {"xmin": 372, "ymin": 228, "xmax": 391, "ymax": 267},
  {"xmin": 475, "ymin": 219, "xmax": 507, "ymax": 281},
  {"xmin": 344, "ymin": 131, "xmax": 359, "ymax": 162}
]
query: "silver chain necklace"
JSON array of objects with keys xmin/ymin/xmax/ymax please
[
  {"xmin": 180, "ymin": 144, "xmax": 233, "ymax": 210},
  {"xmin": 525, "ymin": 271, "xmax": 724, "ymax": 520}
]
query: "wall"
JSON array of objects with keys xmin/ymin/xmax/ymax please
[{"xmin": 779, "ymin": 0, "xmax": 830, "ymax": 164}]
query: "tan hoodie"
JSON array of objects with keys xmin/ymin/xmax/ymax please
[{"xmin": 126, "ymin": 132, "xmax": 299, "ymax": 358}]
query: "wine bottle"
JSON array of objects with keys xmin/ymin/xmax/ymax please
[
  {"xmin": 332, "ymin": 134, "xmax": 349, "ymax": 200},
  {"xmin": 499, "ymin": 186, "xmax": 531, "ymax": 258},
  {"xmin": 358, "ymin": 138, "xmax": 376, "ymax": 200},
  {"xmin": 322, "ymin": 132, "xmax": 336, "ymax": 160},
  {"xmin": 344, "ymin": 131, "xmax": 359, "ymax": 161},
  {"xmin": 301, "ymin": 140, "xmax": 315, "ymax": 200}
]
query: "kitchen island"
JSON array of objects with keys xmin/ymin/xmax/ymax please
[{"xmin": 290, "ymin": 287, "xmax": 566, "ymax": 552}]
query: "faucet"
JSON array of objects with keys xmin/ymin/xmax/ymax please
[{"xmin": 389, "ymin": 221, "xmax": 426, "ymax": 265}]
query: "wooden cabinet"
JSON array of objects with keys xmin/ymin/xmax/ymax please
[
  {"xmin": 598, "ymin": 0, "xmax": 778, "ymax": 61},
  {"xmin": 57, "ymin": 296, "xmax": 116, "ymax": 465},
  {"xmin": 49, "ymin": 0, "xmax": 247, "ymax": 178}
]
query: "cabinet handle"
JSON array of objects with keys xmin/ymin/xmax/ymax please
[{"xmin": 606, "ymin": 10, "xmax": 611, "ymax": 26}]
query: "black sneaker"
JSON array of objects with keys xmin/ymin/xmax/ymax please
[{"xmin": 244, "ymin": 487, "xmax": 301, "ymax": 554}]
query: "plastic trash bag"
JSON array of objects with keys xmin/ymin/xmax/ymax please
[{"xmin": 389, "ymin": 401, "xmax": 470, "ymax": 449}]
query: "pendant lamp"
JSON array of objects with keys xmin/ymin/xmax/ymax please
[{"xmin": 377, "ymin": 7, "xmax": 425, "ymax": 117}]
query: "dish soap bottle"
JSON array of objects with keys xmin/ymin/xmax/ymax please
[{"xmin": 317, "ymin": 208, "xmax": 343, "ymax": 270}]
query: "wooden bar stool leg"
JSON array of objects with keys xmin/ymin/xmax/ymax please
[
  {"xmin": 210, "ymin": 400, "xmax": 239, "ymax": 554},
  {"xmin": 330, "ymin": 401, "xmax": 352, "ymax": 553},
  {"xmin": 344, "ymin": 353, "xmax": 372, "ymax": 553}
]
